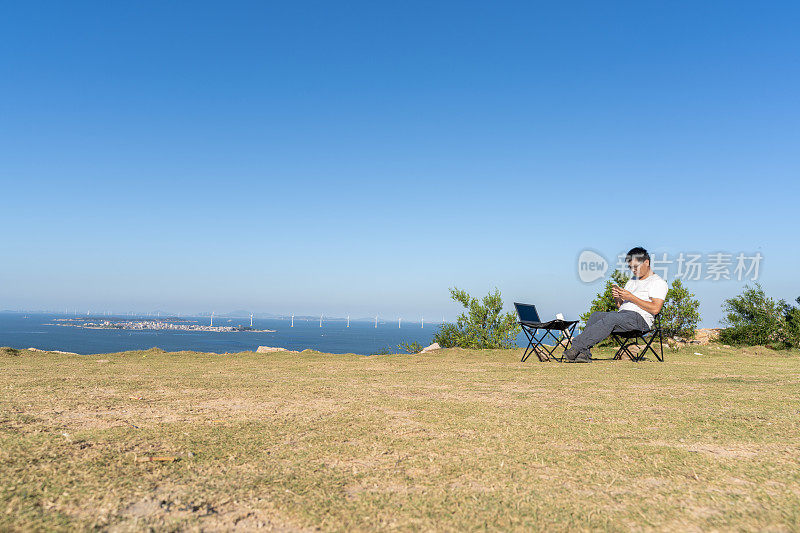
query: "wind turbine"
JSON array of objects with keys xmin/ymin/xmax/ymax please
[
  {"xmin": 250, "ymin": 313, "xmax": 253, "ymax": 327},
  {"xmin": 375, "ymin": 315, "xmax": 378, "ymax": 328},
  {"xmin": 210, "ymin": 312, "xmax": 214, "ymax": 327},
  {"xmin": 421, "ymin": 316, "xmax": 424, "ymax": 328},
  {"xmin": 398, "ymin": 317, "xmax": 402, "ymax": 328},
  {"xmin": 347, "ymin": 315, "xmax": 350, "ymax": 328},
  {"xmin": 291, "ymin": 314, "xmax": 294, "ymax": 327}
]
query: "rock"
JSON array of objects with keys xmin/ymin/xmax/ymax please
[
  {"xmin": 256, "ymin": 346, "xmax": 298, "ymax": 354},
  {"xmin": 693, "ymin": 328, "xmax": 721, "ymax": 345},
  {"xmin": 419, "ymin": 343, "xmax": 441, "ymax": 354},
  {"xmin": 667, "ymin": 328, "xmax": 722, "ymax": 348}
]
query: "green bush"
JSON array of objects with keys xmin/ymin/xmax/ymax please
[
  {"xmin": 580, "ymin": 272, "xmax": 700, "ymax": 339},
  {"xmin": 718, "ymin": 284, "xmax": 792, "ymax": 348},
  {"xmin": 783, "ymin": 297, "xmax": 800, "ymax": 349},
  {"xmin": 659, "ymin": 279, "xmax": 701, "ymax": 339},
  {"xmin": 397, "ymin": 341, "xmax": 424, "ymax": 354},
  {"xmin": 432, "ymin": 287, "xmax": 520, "ymax": 349},
  {"xmin": 0, "ymin": 347, "xmax": 21, "ymax": 357}
]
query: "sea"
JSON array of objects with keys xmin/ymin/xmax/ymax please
[{"xmin": 0, "ymin": 313, "xmax": 468, "ymax": 356}]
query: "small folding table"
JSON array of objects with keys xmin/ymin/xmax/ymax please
[{"xmin": 514, "ymin": 302, "xmax": 579, "ymax": 362}]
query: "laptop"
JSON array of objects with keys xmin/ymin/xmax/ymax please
[{"xmin": 514, "ymin": 302, "xmax": 542, "ymax": 324}]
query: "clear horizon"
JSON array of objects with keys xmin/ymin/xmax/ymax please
[
  {"xmin": 2, "ymin": 2, "xmax": 798, "ymax": 327},
  {"xmin": 0, "ymin": 310, "xmax": 442, "ymax": 323}
]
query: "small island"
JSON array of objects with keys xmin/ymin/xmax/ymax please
[{"xmin": 49, "ymin": 318, "xmax": 275, "ymax": 333}]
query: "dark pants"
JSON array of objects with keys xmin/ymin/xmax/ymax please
[{"xmin": 571, "ymin": 310, "xmax": 649, "ymax": 356}]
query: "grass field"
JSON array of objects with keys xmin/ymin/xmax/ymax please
[{"xmin": 2, "ymin": 343, "xmax": 800, "ymax": 531}]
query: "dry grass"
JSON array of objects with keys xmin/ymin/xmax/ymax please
[{"xmin": 2, "ymin": 344, "xmax": 800, "ymax": 531}]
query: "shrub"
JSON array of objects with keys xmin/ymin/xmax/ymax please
[
  {"xmin": 397, "ymin": 341, "xmax": 424, "ymax": 354},
  {"xmin": 0, "ymin": 347, "xmax": 21, "ymax": 357},
  {"xmin": 783, "ymin": 297, "xmax": 800, "ymax": 349},
  {"xmin": 659, "ymin": 279, "xmax": 701, "ymax": 339},
  {"xmin": 432, "ymin": 287, "xmax": 520, "ymax": 349},
  {"xmin": 718, "ymin": 284, "xmax": 791, "ymax": 348}
]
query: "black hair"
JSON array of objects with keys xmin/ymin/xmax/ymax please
[{"xmin": 626, "ymin": 246, "xmax": 650, "ymax": 264}]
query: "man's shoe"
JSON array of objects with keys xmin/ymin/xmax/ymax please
[
  {"xmin": 573, "ymin": 352, "xmax": 592, "ymax": 363},
  {"xmin": 562, "ymin": 347, "xmax": 580, "ymax": 361}
]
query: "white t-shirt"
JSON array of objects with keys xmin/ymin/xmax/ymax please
[{"xmin": 619, "ymin": 273, "xmax": 669, "ymax": 328}]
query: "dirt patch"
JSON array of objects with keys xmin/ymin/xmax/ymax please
[
  {"xmin": 124, "ymin": 498, "xmax": 163, "ymax": 518},
  {"xmin": 448, "ymin": 480, "xmax": 496, "ymax": 493},
  {"xmin": 344, "ymin": 482, "xmax": 420, "ymax": 500},
  {"xmin": 109, "ymin": 485, "xmax": 310, "ymax": 532},
  {"xmin": 648, "ymin": 440, "xmax": 759, "ymax": 459},
  {"xmin": 687, "ymin": 444, "xmax": 758, "ymax": 458}
]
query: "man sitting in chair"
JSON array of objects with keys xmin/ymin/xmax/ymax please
[{"xmin": 564, "ymin": 247, "xmax": 668, "ymax": 363}]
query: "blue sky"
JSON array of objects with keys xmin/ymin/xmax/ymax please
[{"xmin": 1, "ymin": 1, "xmax": 798, "ymax": 325}]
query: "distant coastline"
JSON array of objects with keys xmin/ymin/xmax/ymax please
[
  {"xmin": 48, "ymin": 318, "xmax": 275, "ymax": 333},
  {"xmin": 0, "ymin": 313, "xmax": 439, "ymax": 355}
]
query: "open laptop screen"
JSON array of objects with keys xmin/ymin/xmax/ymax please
[{"xmin": 514, "ymin": 303, "xmax": 541, "ymax": 323}]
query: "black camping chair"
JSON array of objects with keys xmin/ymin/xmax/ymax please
[
  {"xmin": 514, "ymin": 302, "xmax": 579, "ymax": 362},
  {"xmin": 610, "ymin": 313, "xmax": 664, "ymax": 362}
]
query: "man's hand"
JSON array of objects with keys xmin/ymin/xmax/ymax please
[
  {"xmin": 611, "ymin": 285, "xmax": 628, "ymax": 308},
  {"xmin": 613, "ymin": 285, "xmax": 664, "ymax": 316},
  {"xmin": 612, "ymin": 285, "xmax": 632, "ymax": 302}
]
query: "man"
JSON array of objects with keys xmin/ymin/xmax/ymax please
[{"xmin": 564, "ymin": 247, "xmax": 668, "ymax": 363}]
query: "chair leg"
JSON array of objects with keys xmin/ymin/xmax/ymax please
[
  {"xmin": 520, "ymin": 327, "xmax": 551, "ymax": 362},
  {"xmin": 638, "ymin": 331, "xmax": 662, "ymax": 362},
  {"xmin": 521, "ymin": 327, "xmax": 536, "ymax": 362},
  {"xmin": 613, "ymin": 335, "xmax": 640, "ymax": 362},
  {"xmin": 642, "ymin": 330, "xmax": 664, "ymax": 362},
  {"xmin": 634, "ymin": 339, "xmax": 648, "ymax": 362},
  {"xmin": 611, "ymin": 327, "xmax": 666, "ymax": 363},
  {"xmin": 522, "ymin": 341, "xmax": 535, "ymax": 362},
  {"xmin": 543, "ymin": 329, "xmax": 567, "ymax": 361},
  {"xmin": 612, "ymin": 334, "xmax": 625, "ymax": 360},
  {"xmin": 533, "ymin": 338, "xmax": 550, "ymax": 361}
]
